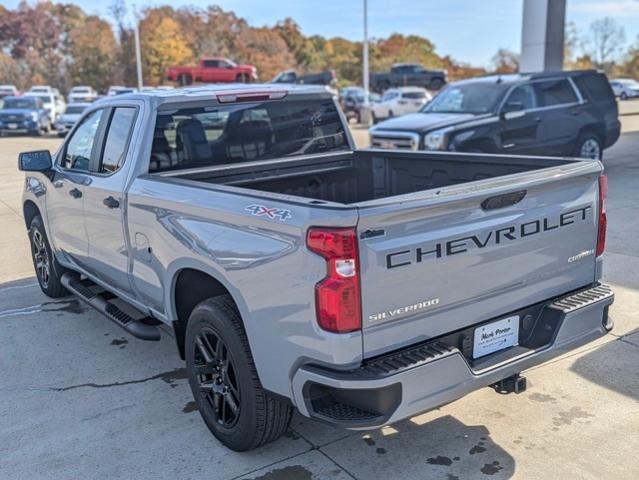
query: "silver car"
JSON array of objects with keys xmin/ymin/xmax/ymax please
[
  {"xmin": 54, "ymin": 103, "xmax": 90, "ymax": 137},
  {"xmin": 610, "ymin": 78, "xmax": 639, "ymax": 100}
]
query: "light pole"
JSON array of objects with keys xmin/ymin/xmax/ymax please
[
  {"xmin": 361, "ymin": 0, "xmax": 371, "ymax": 124},
  {"xmin": 133, "ymin": 3, "xmax": 143, "ymax": 89}
]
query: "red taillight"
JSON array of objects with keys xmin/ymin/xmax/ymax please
[
  {"xmin": 596, "ymin": 175, "xmax": 608, "ymax": 257},
  {"xmin": 307, "ymin": 227, "xmax": 362, "ymax": 333}
]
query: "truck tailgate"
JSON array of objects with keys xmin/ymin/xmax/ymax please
[{"xmin": 356, "ymin": 163, "xmax": 602, "ymax": 358}]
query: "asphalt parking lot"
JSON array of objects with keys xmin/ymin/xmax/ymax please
[{"xmin": 1, "ymin": 113, "xmax": 638, "ymax": 479}]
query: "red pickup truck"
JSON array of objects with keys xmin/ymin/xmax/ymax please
[{"xmin": 166, "ymin": 57, "xmax": 258, "ymax": 85}]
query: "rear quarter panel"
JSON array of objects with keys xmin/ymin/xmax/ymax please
[{"xmin": 126, "ymin": 177, "xmax": 363, "ymax": 398}]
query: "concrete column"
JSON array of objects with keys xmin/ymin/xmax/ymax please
[{"xmin": 520, "ymin": 0, "xmax": 566, "ymax": 72}]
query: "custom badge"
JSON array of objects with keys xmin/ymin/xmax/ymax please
[{"xmin": 245, "ymin": 204, "xmax": 292, "ymax": 221}]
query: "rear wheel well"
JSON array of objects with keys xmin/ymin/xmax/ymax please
[
  {"xmin": 578, "ymin": 124, "xmax": 604, "ymax": 143},
  {"xmin": 23, "ymin": 201, "xmax": 40, "ymax": 229},
  {"xmin": 173, "ymin": 268, "xmax": 235, "ymax": 359}
]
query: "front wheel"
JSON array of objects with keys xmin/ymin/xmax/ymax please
[
  {"xmin": 185, "ymin": 295, "xmax": 293, "ymax": 451},
  {"xmin": 29, "ymin": 215, "xmax": 69, "ymax": 297},
  {"xmin": 429, "ymin": 78, "xmax": 445, "ymax": 90},
  {"xmin": 575, "ymin": 133, "xmax": 602, "ymax": 160},
  {"xmin": 620, "ymin": 92, "xmax": 628, "ymax": 101}
]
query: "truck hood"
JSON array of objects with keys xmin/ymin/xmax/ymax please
[{"xmin": 372, "ymin": 112, "xmax": 490, "ymax": 133}]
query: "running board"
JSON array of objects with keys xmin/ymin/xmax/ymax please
[{"xmin": 61, "ymin": 273, "xmax": 161, "ymax": 341}]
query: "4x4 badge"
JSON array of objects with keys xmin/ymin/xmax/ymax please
[{"xmin": 245, "ymin": 204, "xmax": 292, "ymax": 221}]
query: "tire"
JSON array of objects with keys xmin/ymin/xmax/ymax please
[
  {"xmin": 185, "ymin": 295, "xmax": 293, "ymax": 451},
  {"xmin": 429, "ymin": 78, "xmax": 445, "ymax": 90},
  {"xmin": 371, "ymin": 111, "xmax": 378, "ymax": 124},
  {"xmin": 575, "ymin": 132, "xmax": 603, "ymax": 160},
  {"xmin": 29, "ymin": 215, "xmax": 69, "ymax": 298},
  {"xmin": 236, "ymin": 73, "xmax": 250, "ymax": 83},
  {"xmin": 178, "ymin": 74, "xmax": 192, "ymax": 87},
  {"xmin": 389, "ymin": 110, "xmax": 395, "ymax": 118},
  {"xmin": 620, "ymin": 92, "xmax": 628, "ymax": 101}
]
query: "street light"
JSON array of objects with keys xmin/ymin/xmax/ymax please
[
  {"xmin": 132, "ymin": 3, "xmax": 143, "ymax": 89},
  {"xmin": 361, "ymin": 0, "xmax": 371, "ymax": 125}
]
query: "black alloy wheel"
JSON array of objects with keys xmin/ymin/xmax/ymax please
[{"xmin": 193, "ymin": 327, "xmax": 241, "ymax": 428}]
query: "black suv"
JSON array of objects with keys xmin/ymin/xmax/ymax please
[{"xmin": 369, "ymin": 70, "xmax": 620, "ymax": 160}]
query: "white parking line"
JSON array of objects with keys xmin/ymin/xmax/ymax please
[{"xmin": 0, "ymin": 304, "xmax": 45, "ymax": 319}]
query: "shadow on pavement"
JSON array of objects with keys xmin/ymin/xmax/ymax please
[
  {"xmin": 312, "ymin": 414, "xmax": 516, "ymax": 479},
  {"xmin": 570, "ymin": 329, "xmax": 639, "ymax": 401}
]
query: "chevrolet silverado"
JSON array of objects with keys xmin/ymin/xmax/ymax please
[{"xmin": 19, "ymin": 84, "xmax": 614, "ymax": 451}]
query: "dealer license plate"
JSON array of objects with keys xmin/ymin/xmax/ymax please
[{"xmin": 473, "ymin": 315, "xmax": 519, "ymax": 359}]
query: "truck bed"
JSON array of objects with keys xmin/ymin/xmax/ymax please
[{"xmin": 159, "ymin": 150, "xmax": 569, "ymax": 205}]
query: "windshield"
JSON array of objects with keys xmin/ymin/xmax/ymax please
[
  {"xmin": 150, "ymin": 98, "xmax": 348, "ymax": 173},
  {"xmin": 423, "ymin": 82, "xmax": 507, "ymax": 114},
  {"xmin": 619, "ymin": 79, "xmax": 639, "ymax": 87},
  {"xmin": 3, "ymin": 98, "xmax": 37, "ymax": 109},
  {"xmin": 30, "ymin": 95, "xmax": 51, "ymax": 104},
  {"xmin": 65, "ymin": 105, "xmax": 86, "ymax": 114}
]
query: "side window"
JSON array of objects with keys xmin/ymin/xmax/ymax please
[
  {"xmin": 100, "ymin": 107, "xmax": 136, "ymax": 174},
  {"xmin": 203, "ymin": 60, "xmax": 219, "ymax": 68},
  {"xmin": 505, "ymin": 84, "xmax": 536, "ymax": 110},
  {"xmin": 533, "ymin": 79, "xmax": 577, "ymax": 107},
  {"xmin": 61, "ymin": 109, "xmax": 103, "ymax": 171}
]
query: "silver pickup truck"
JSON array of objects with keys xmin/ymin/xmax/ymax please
[{"xmin": 19, "ymin": 85, "xmax": 614, "ymax": 451}]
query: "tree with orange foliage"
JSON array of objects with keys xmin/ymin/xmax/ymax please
[{"xmin": 140, "ymin": 9, "xmax": 193, "ymax": 85}]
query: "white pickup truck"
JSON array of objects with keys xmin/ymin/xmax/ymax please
[{"xmin": 19, "ymin": 84, "xmax": 614, "ymax": 450}]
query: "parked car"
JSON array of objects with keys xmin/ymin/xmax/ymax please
[
  {"xmin": 371, "ymin": 86, "xmax": 432, "ymax": 123},
  {"xmin": 370, "ymin": 70, "xmax": 620, "ymax": 160},
  {"xmin": 68, "ymin": 86, "xmax": 98, "ymax": 103},
  {"xmin": 166, "ymin": 57, "xmax": 258, "ymax": 86},
  {"xmin": 339, "ymin": 87, "xmax": 380, "ymax": 123},
  {"xmin": 29, "ymin": 85, "xmax": 55, "ymax": 94},
  {"xmin": 23, "ymin": 92, "xmax": 62, "ymax": 122},
  {"xmin": 110, "ymin": 87, "xmax": 137, "ymax": 96},
  {"xmin": 271, "ymin": 69, "xmax": 337, "ymax": 86},
  {"xmin": 54, "ymin": 102, "xmax": 90, "ymax": 137},
  {"xmin": 0, "ymin": 85, "xmax": 19, "ymax": 98},
  {"xmin": 19, "ymin": 84, "xmax": 613, "ymax": 452},
  {"xmin": 609, "ymin": 78, "xmax": 639, "ymax": 100},
  {"xmin": 371, "ymin": 63, "xmax": 447, "ymax": 92},
  {"xmin": 0, "ymin": 95, "xmax": 50, "ymax": 135}
]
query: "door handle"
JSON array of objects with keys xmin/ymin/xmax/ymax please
[
  {"xmin": 69, "ymin": 188, "xmax": 82, "ymax": 199},
  {"xmin": 103, "ymin": 196, "xmax": 120, "ymax": 209},
  {"xmin": 534, "ymin": 116, "xmax": 542, "ymax": 123},
  {"xmin": 53, "ymin": 180, "xmax": 64, "ymax": 188}
]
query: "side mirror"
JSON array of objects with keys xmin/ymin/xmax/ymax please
[{"xmin": 18, "ymin": 150, "xmax": 52, "ymax": 172}]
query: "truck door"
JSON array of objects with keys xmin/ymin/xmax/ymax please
[
  {"xmin": 82, "ymin": 106, "xmax": 138, "ymax": 295},
  {"xmin": 47, "ymin": 108, "xmax": 104, "ymax": 269}
]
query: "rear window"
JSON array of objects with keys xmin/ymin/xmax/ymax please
[
  {"xmin": 149, "ymin": 98, "xmax": 348, "ymax": 173},
  {"xmin": 573, "ymin": 73, "xmax": 615, "ymax": 102},
  {"xmin": 402, "ymin": 91, "xmax": 427, "ymax": 99},
  {"xmin": 533, "ymin": 79, "xmax": 577, "ymax": 106}
]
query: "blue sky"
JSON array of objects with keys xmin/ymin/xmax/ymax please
[{"xmin": 3, "ymin": 0, "xmax": 639, "ymax": 66}]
